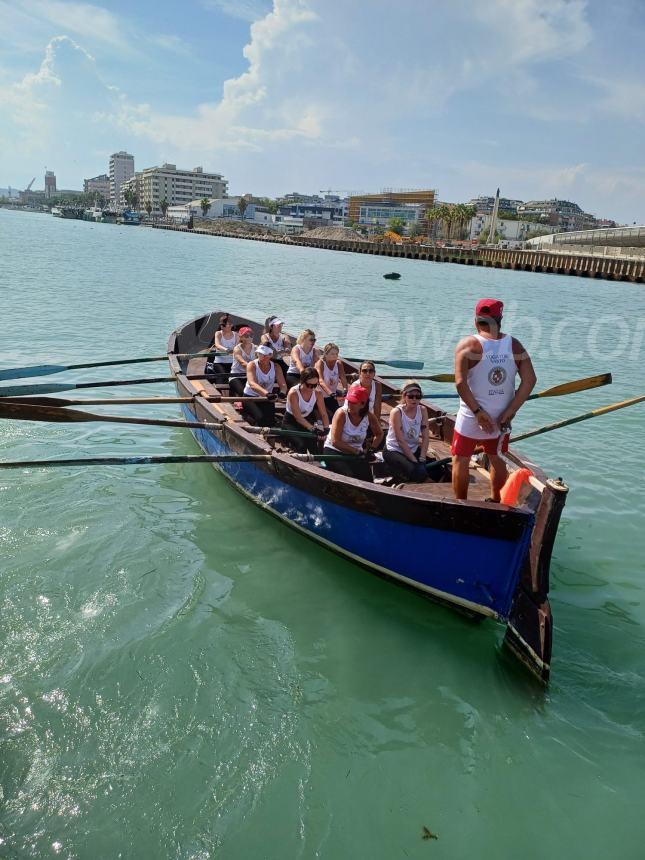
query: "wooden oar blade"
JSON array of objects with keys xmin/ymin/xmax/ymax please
[
  {"xmin": 0, "ymin": 400, "xmax": 91, "ymax": 423},
  {"xmin": 534, "ymin": 373, "xmax": 612, "ymax": 399},
  {"xmin": 0, "ymin": 382, "xmax": 79, "ymax": 397},
  {"xmin": 0, "ymin": 364, "xmax": 68, "ymax": 381}
]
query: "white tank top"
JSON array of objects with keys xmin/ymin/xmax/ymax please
[
  {"xmin": 327, "ymin": 411, "xmax": 368, "ymax": 454},
  {"xmin": 266, "ymin": 333, "xmax": 285, "ymax": 352},
  {"xmin": 386, "ymin": 405, "xmax": 422, "ymax": 455},
  {"xmin": 455, "ymin": 333, "xmax": 517, "ymax": 439},
  {"xmin": 286, "ymin": 385, "xmax": 316, "ymax": 418},
  {"xmin": 322, "ymin": 360, "xmax": 340, "ymax": 394},
  {"xmin": 230, "ymin": 342, "xmax": 255, "ymax": 376},
  {"xmin": 287, "ymin": 344, "xmax": 315, "ymax": 375},
  {"xmin": 214, "ymin": 330, "xmax": 238, "ymax": 364},
  {"xmin": 243, "ymin": 359, "xmax": 275, "ymax": 397},
  {"xmin": 348, "ymin": 379, "xmax": 375, "ymax": 411}
]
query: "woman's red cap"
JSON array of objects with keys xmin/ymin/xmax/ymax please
[
  {"xmin": 347, "ymin": 386, "xmax": 369, "ymax": 404},
  {"xmin": 238, "ymin": 326, "xmax": 252, "ymax": 336}
]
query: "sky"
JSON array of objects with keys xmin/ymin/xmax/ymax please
[{"xmin": 0, "ymin": 0, "xmax": 644, "ymax": 222}]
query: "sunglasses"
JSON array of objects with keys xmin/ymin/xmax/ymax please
[
  {"xmin": 405, "ymin": 392, "xmax": 422, "ymax": 399},
  {"xmin": 361, "ymin": 368, "xmax": 376, "ymax": 374},
  {"xmin": 305, "ymin": 382, "xmax": 319, "ymax": 389}
]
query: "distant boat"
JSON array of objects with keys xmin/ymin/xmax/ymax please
[
  {"xmin": 51, "ymin": 207, "xmax": 63, "ymax": 217},
  {"xmin": 83, "ymin": 205, "xmax": 103, "ymax": 223},
  {"xmin": 118, "ymin": 209, "xmax": 140, "ymax": 226},
  {"xmin": 383, "ymin": 272, "xmax": 401, "ymax": 280}
]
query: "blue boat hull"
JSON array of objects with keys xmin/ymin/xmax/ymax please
[{"xmin": 184, "ymin": 406, "xmax": 534, "ymax": 621}]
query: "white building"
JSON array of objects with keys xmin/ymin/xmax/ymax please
[
  {"xmin": 138, "ymin": 164, "xmax": 227, "ymax": 215},
  {"xmin": 109, "ymin": 151, "xmax": 134, "ymax": 207},
  {"xmin": 167, "ymin": 197, "xmax": 273, "ymax": 226},
  {"xmin": 469, "ymin": 213, "xmax": 554, "ymax": 246}
]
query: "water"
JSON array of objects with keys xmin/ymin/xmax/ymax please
[{"xmin": 1, "ymin": 209, "xmax": 644, "ymax": 858}]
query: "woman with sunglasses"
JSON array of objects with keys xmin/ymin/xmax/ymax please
[
  {"xmin": 228, "ymin": 325, "xmax": 256, "ymax": 397},
  {"xmin": 315, "ymin": 342, "xmax": 348, "ymax": 419},
  {"xmin": 282, "ymin": 367, "xmax": 329, "ymax": 453},
  {"xmin": 205, "ymin": 313, "xmax": 238, "ymax": 384},
  {"xmin": 383, "ymin": 381, "xmax": 430, "ymax": 483},
  {"xmin": 323, "ymin": 385, "xmax": 382, "ymax": 482},
  {"xmin": 286, "ymin": 329, "xmax": 320, "ymax": 389},
  {"xmin": 347, "ymin": 361, "xmax": 382, "ymax": 420}
]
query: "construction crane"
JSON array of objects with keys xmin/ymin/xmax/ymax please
[{"xmin": 24, "ymin": 178, "xmax": 36, "ymax": 192}]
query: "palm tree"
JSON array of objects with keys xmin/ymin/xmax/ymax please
[
  {"xmin": 159, "ymin": 198, "xmax": 169, "ymax": 218},
  {"xmin": 123, "ymin": 188, "xmax": 134, "ymax": 209},
  {"xmin": 145, "ymin": 200, "xmax": 152, "ymax": 217},
  {"xmin": 237, "ymin": 197, "xmax": 248, "ymax": 220},
  {"xmin": 388, "ymin": 217, "xmax": 405, "ymax": 236},
  {"xmin": 200, "ymin": 197, "xmax": 211, "ymax": 217}
]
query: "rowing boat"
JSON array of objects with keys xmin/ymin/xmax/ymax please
[{"xmin": 168, "ymin": 311, "xmax": 568, "ymax": 683}]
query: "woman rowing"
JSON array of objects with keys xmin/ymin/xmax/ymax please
[
  {"xmin": 228, "ymin": 325, "xmax": 255, "ymax": 397},
  {"xmin": 205, "ymin": 313, "xmax": 238, "ymax": 384},
  {"xmin": 383, "ymin": 381, "xmax": 430, "ymax": 483},
  {"xmin": 286, "ymin": 329, "xmax": 320, "ymax": 389},
  {"xmin": 323, "ymin": 385, "xmax": 382, "ymax": 482},
  {"xmin": 315, "ymin": 342, "xmax": 348, "ymax": 418},
  {"xmin": 242, "ymin": 343, "xmax": 287, "ymax": 427},
  {"xmin": 282, "ymin": 367, "xmax": 329, "ymax": 453},
  {"xmin": 260, "ymin": 315, "xmax": 291, "ymax": 378},
  {"xmin": 348, "ymin": 360, "xmax": 382, "ymax": 420}
]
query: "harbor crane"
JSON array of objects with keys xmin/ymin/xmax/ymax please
[{"xmin": 24, "ymin": 178, "xmax": 36, "ymax": 193}]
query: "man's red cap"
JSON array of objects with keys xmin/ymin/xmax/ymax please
[
  {"xmin": 238, "ymin": 325, "xmax": 253, "ymax": 336},
  {"xmin": 346, "ymin": 386, "xmax": 369, "ymax": 404},
  {"xmin": 475, "ymin": 298, "xmax": 504, "ymax": 318}
]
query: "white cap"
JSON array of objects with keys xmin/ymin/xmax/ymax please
[
  {"xmin": 269, "ymin": 316, "xmax": 284, "ymax": 326},
  {"xmin": 256, "ymin": 344, "xmax": 273, "ymax": 356}
]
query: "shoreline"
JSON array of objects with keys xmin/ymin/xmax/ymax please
[{"xmin": 145, "ymin": 220, "xmax": 645, "ymax": 285}]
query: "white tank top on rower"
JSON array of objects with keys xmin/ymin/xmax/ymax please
[
  {"xmin": 230, "ymin": 342, "xmax": 256, "ymax": 376},
  {"xmin": 286, "ymin": 385, "xmax": 316, "ymax": 418},
  {"xmin": 243, "ymin": 359, "xmax": 275, "ymax": 397},
  {"xmin": 265, "ymin": 333, "xmax": 285, "ymax": 353},
  {"xmin": 322, "ymin": 360, "xmax": 340, "ymax": 394},
  {"xmin": 386, "ymin": 405, "xmax": 422, "ymax": 455},
  {"xmin": 287, "ymin": 344, "xmax": 315, "ymax": 375},
  {"xmin": 213, "ymin": 330, "xmax": 238, "ymax": 364},
  {"xmin": 454, "ymin": 333, "xmax": 517, "ymax": 439},
  {"xmin": 348, "ymin": 379, "xmax": 375, "ymax": 411},
  {"xmin": 326, "ymin": 411, "xmax": 368, "ymax": 454}
]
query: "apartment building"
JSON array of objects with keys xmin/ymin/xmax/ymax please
[
  {"xmin": 84, "ymin": 174, "xmax": 111, "ymax": 199},
  {"xmin": 109, "ymin": 151, "xmax": 135, "ymax": 206},
  {"xmin": 138, "ymin": 164, "xmax": 227, "ymax": 213}
]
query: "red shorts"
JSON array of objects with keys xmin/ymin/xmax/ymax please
[{"xmin": 451, "ymin": 429, "xmax": 509, "ymax": 457}]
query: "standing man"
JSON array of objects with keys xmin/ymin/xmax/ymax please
[{"xmin": 451, "ymin": 298, "xmax": 536, "ymax": 502}]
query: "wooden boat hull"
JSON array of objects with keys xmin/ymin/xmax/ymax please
[{"xmin": 169, "ymin": 312, "xmax": 569, "ymax": 683}]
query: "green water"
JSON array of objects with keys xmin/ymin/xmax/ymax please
[{"xmin": 1, "ymin": 209, "xmax": 644, "ymax": 859}]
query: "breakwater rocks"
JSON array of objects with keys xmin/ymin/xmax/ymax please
[{"xmin": 147, "ymin": 222, "xmax": 645, "ymax": 284}]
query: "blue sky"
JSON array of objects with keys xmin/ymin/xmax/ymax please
[{"xmin": 0, "ymin": 0, "xmax": 643, "ymax": 222}]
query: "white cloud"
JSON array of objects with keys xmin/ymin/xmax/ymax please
[
  {"xmin": 202, "ymin": 0, "xmax": 271, "ymax": 22},
  {"xmin": 17, "ymin": 0, "xmax": 124, "ymax": 47}
]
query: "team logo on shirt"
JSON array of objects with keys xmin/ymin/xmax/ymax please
[
  {"xmin": 406, "ymin": 427, "xmax": 417, "ymax": 438},
  {"xmin": 488, "ymin": 367, "xmax": 507, "ymax": 386}
]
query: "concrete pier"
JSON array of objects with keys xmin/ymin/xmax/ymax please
[{"xmin": 147, "ymin": 223, "xmax": 645, "ymax": 284}]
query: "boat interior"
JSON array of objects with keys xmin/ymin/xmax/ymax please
[{"xmin": 170, "ymin": 315, "xmax": 547, "ymax": 513}]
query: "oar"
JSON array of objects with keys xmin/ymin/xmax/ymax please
[
  {"xmin": 377, "ymin": 374, "xmax": 455, "ymax": 382},
  {"xmin": 0, "ymin": 400, "xmax": 226, "ymax": 431},
  {"xmin": 344, "ymin": 357, "xmax": 424, "ymax": 370},
  {"xmin": 0, "ymin": 352, "xmax": 228, "ymax": 382},
  {"xmin": 511, "ymin": 394, "xmax": 645, "ymax": 443},
  {"xmin": 0, "ymin": 374, "xmax": 274, "ymax": 398},
  {"xmin": 0, "ymin": 394, "xmax": 281, "ymax": 408},
  {"xmin": 385, "ymin": 373, "xmax": 613, "ymax": 401},
  {"xmin": 0, "ymin": 453, "xmax": 355, "ymax": 470}
]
